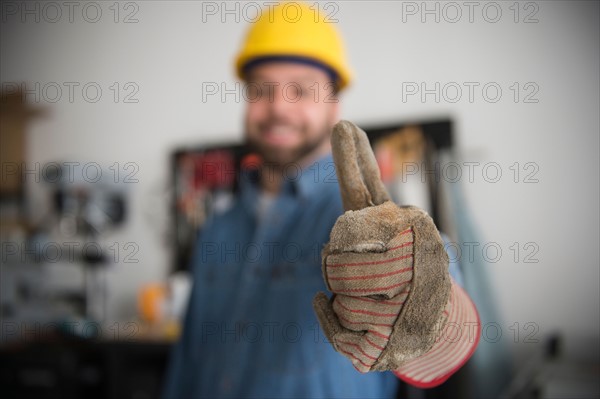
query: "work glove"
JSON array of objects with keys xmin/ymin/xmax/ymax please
[{"xmin": 313, "ymin": 121, "xmax": 479, "ymax": 379}]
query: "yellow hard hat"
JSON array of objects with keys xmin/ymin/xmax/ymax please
[{"xmin": 235, "ymin": 1, "xmax": 353, "ymax": 90}]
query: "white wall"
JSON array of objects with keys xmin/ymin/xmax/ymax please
[{"xmin": 2, "ymin": 1, "xmax": 598, "ymax": 359}]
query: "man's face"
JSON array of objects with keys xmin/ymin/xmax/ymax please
[{"xmin": 244, "ymin": 62, "xmax": 340, "ymax": 166}]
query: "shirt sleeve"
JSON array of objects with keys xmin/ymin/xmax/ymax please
[{"xmin": 161, "ymin": 225, "xmax": 210, "ymax": 399}]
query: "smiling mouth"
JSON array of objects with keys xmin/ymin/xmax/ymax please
[{"xmin": 261, "ymin": 125, "xmax": 300, "ymax": 145}]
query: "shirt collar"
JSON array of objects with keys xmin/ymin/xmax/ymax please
[
  {"xmin": 292, "ymin": 152, "xmax": 337, "ymax": 200},
  {"xmin": 239, "ymin": 152, "xmax": 337, "ymax": 205}
]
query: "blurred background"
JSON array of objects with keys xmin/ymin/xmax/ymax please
[{"xmin": 1, "ymin": 1, "xmax": 598, "ymax": 398}]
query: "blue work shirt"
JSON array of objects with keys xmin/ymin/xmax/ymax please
[{"xmin": 162, "ymin": 153, "xmax": 461, "ymax": 399}]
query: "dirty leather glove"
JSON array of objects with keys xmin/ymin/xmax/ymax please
[{"xmin": 313, "ymin": 120, "xmax": 453, "ymax": 372}]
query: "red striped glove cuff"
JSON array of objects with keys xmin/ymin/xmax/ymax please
[{"xmin": 393, "ymin": 279, "xmax": 481, "ymax": 388}]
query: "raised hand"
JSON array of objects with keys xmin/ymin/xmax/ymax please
[{"xmin": 313, "ymin": 120, "xmax": 452, "ymax": 372}]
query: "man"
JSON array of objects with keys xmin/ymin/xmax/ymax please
[{"xmin": 162, "ymin": 2, "xmax": 479, "ymax": 398}]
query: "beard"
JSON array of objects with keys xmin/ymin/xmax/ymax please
[{"xmin": 246, "ymin": 121, "xmax": 331, "ymax": 168}]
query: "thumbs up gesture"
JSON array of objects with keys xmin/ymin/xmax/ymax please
[{"xmin": 313, "ymin": 121, "xmax": 479, "ymax": 378}]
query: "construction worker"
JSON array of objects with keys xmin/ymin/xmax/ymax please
[{"xmin": 162, "ymin": 2, "xmax": 479, "ymax": 398}]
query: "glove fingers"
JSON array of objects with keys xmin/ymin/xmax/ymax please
[
  {"xmin": 312, "ymin": 292, "xmax": 343, "ymax": 345},
  {"xmin": 328, "ymin": 293, "xmax": 413, "ymax": 373},
  {"xmin": 324, "ymin": 226, "xmax": 415, "ymax": 298},
  {"xmin": 331, "ymin": 293, "xmax": 414, "ymax": 373},
  {"xmin": 313, "ymin": 292, "xmax": 382, "ymax": 373},
  {"xmin": 313, "ymin": 292, "xmax": 363, "ymax": 343},
  {"xmin": 333, "ymin": 294, "xmax": 404, "ymax": 334},
  {"xmin": 332, "ymin": 120, "xmax": 390, "ymax": 211}
]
